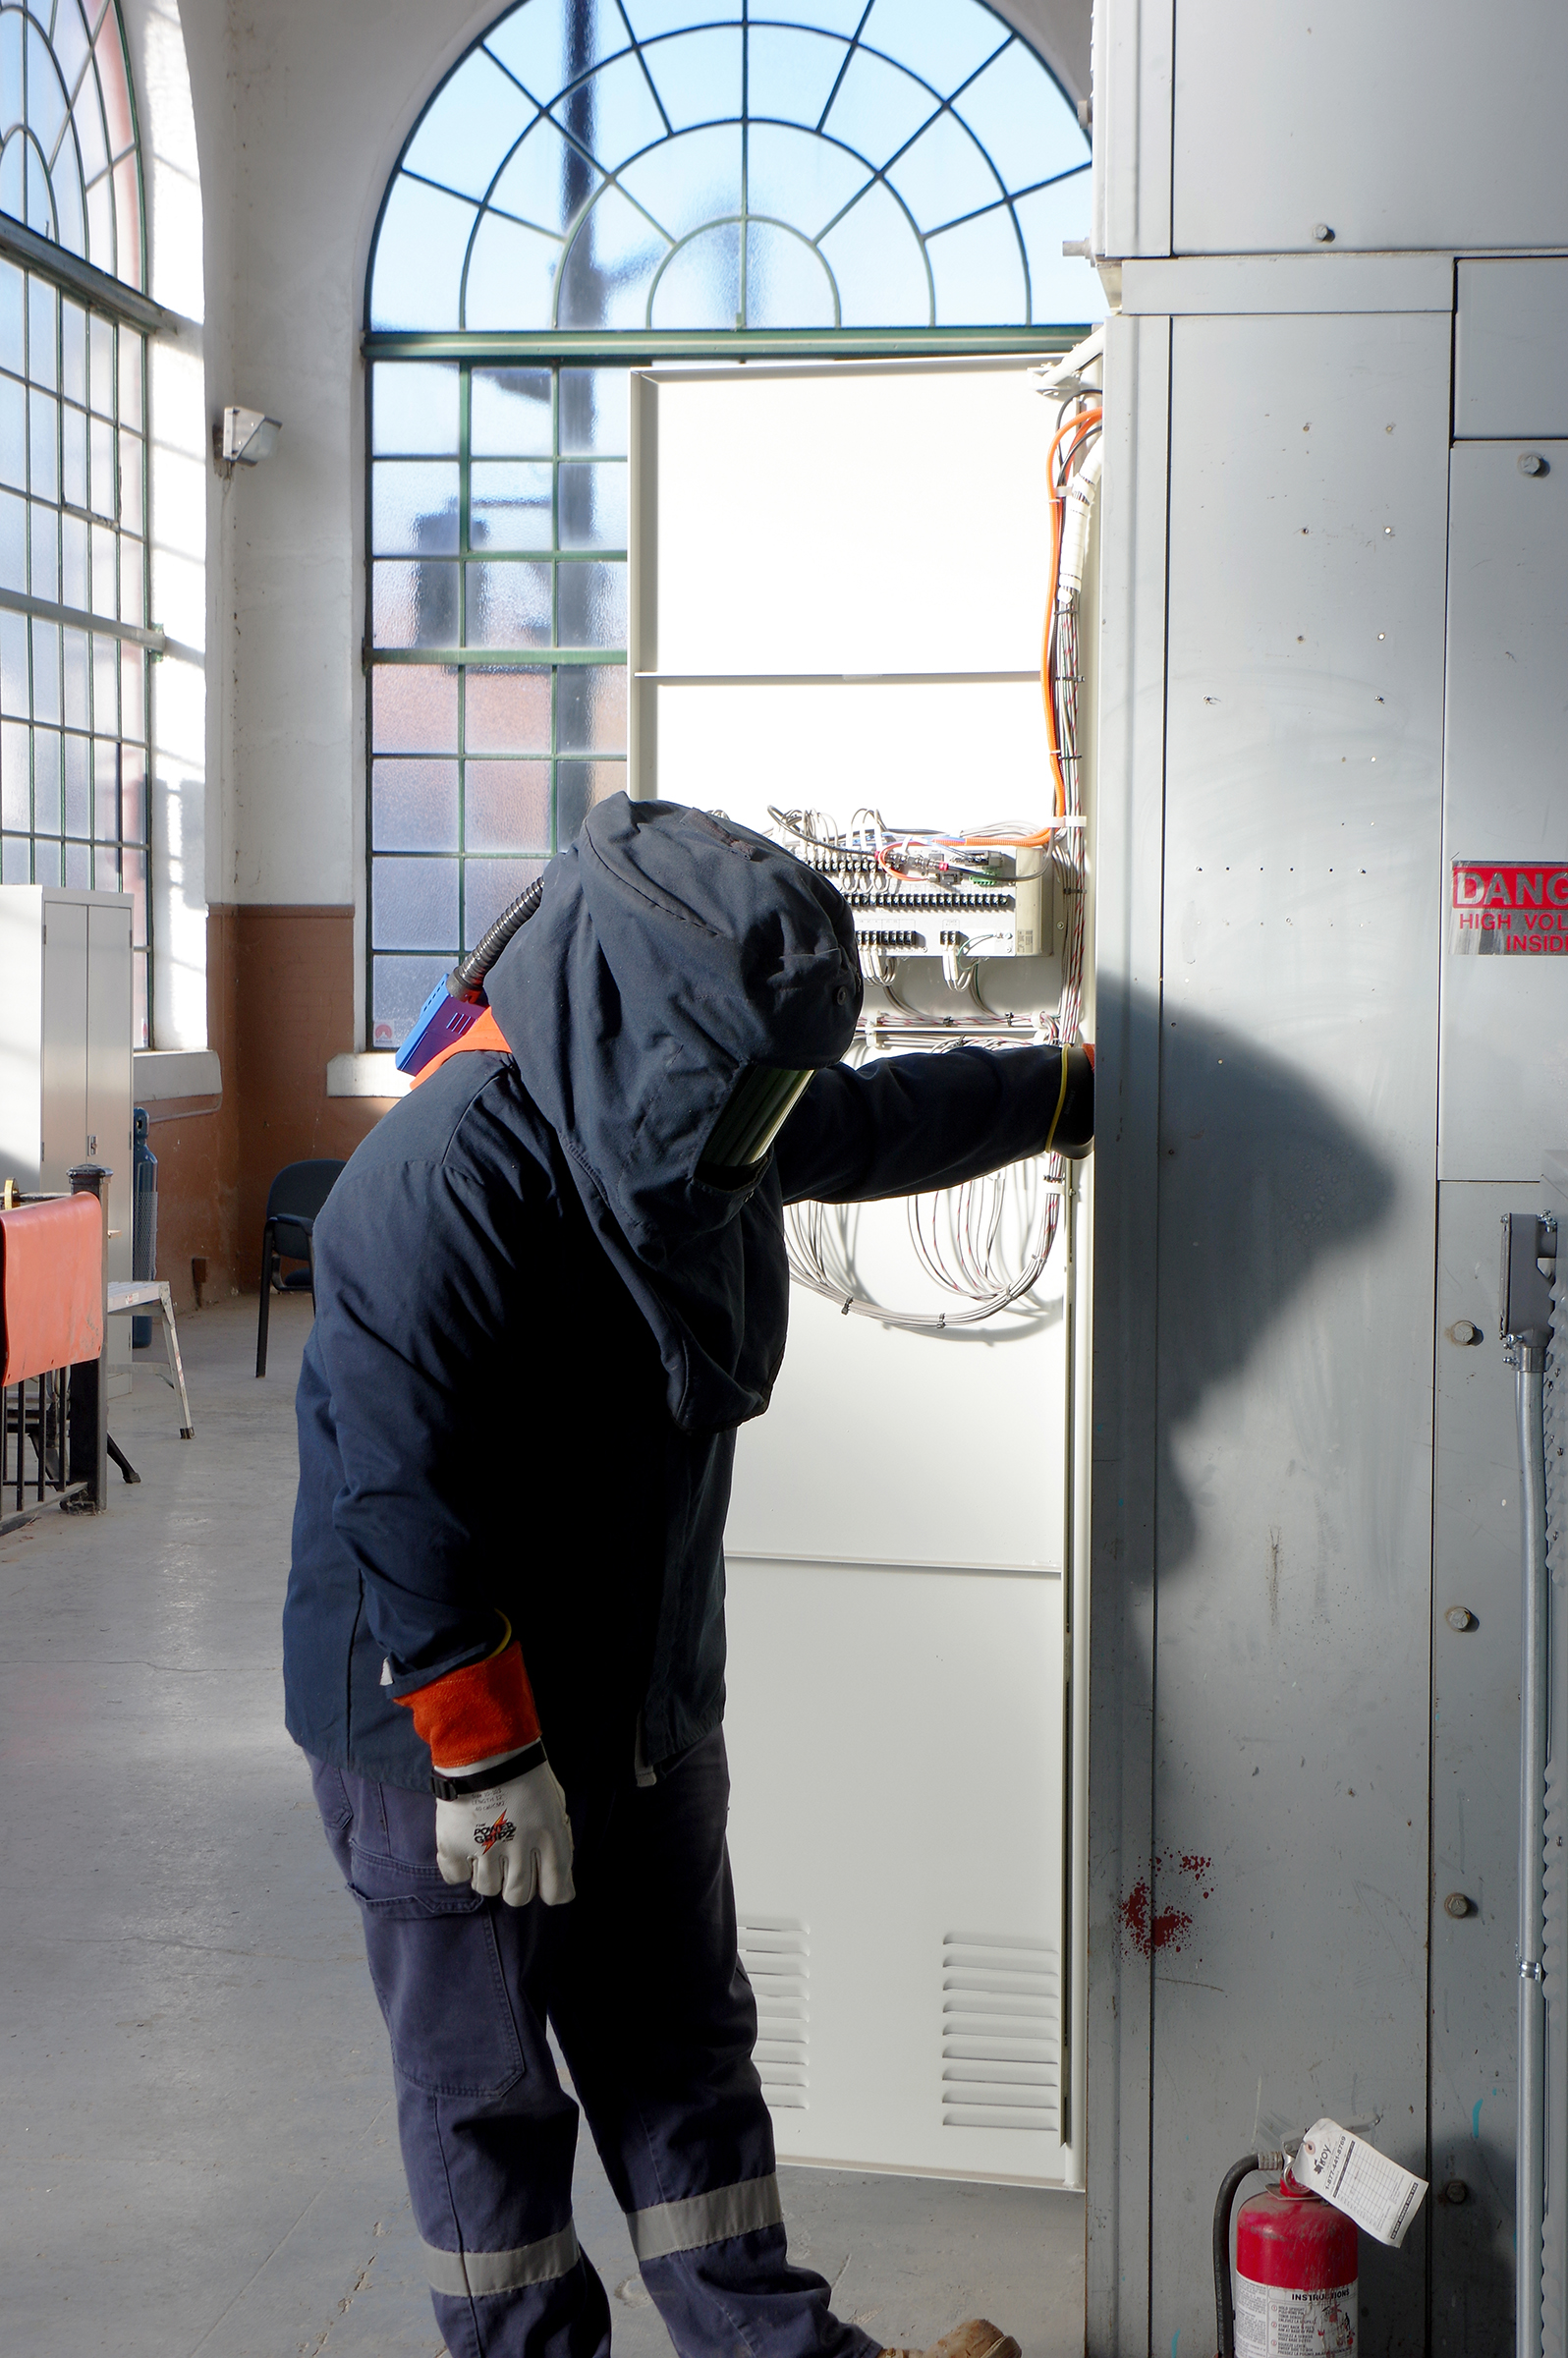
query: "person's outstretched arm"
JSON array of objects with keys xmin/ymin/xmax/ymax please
[{"xmin": 772, "ymin": 1042, "xmax": 1092, "ymax": 1207}]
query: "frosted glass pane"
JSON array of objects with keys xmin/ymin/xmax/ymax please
[
  {"xmin": 650, "ymin": 220, "xmax": 740, "ymax": 330},
  {"xmin": 887, "ymin": 108, "xmax": 1002, "ymax": 232},
  {"xmin": 31, "ymin": 618, "xmax": 58, "ymax": 723},
  {"xmin": 372, "ymin": 363, "xmax": 459, "ymax": 457},
  {"xmin": 51, "ymin": 146, "xmax": 82, "ymax": 257},
  {"xmin": 558, "ymin": 559, "xmax": 627, "ymax": 646},
  {"xmin": 118, "ymin": 428, "xmax": 140, "ymax": 530},
  {"xmin": 0, "ymin": 610, "xmax": 25, "ymax": 712},
  {"xmin": 372, "ymin": 462, "xmax": 461, "ymax": 556},
  {"xmin": 372, "ymin": 854, "xmax": 459, "ymax": 951},
  {"xmin": 465, "ymin": 758, "xmax": 550, "ymax": 851},
  {"xmin": 27, "ymin": 386, "xmax": 55, "ymax": 496},
  {"xmin": 94, "ymin": 734, "xmax": 118, "ymax": 838},
  {"xmin": 489, "ymin": 115, "xmax": 601, "ymax": 236},
  {"xmin": 859, "ymin": 0, "xmax": 1009, "ymax": 99},
  {"xmin": 744, "ymin": 221, "xmax": 837, "ymax": 327},
  {"xmin": 26, "ymin": 131, "xmax": 53, "ymax": 238},
  {"xmin": 25, "ymin": 21, "xmax": 66, "ymax": 152},
  {"xmin": 556, "ymin": 758, "xmax": 625, "ymax": 843},
  {"xmin": 373, "ymin": 559, "xmax": 460, "ymax": 647},
  {"xmin": 0, "ymin": 371, "xmax": 23, "ymax": 489},
  {"xmin": 91, "ymin": 633, "xmax": 115, "ymax": 731},
  {"xmin": 91, "ymin": 516, "xmax": 115, "ymax": 613},
  {"xmin": 0, "ymin": 486, "xmax": 24, "ymax": 591},
  {"xmin": 624, "ymin": 0, "xmax": 739, "ymax": 31},
  {"xmin": 89, "ymin": 414, "xmax": 112, "ymax": 515},
  {"xmin": 466, "ymin": 665, "xmax": 552, "ymax": 755},
  {"xmin": 0, "ymin": 263, "xmax": 21, "ymax": 376},
  {"xmin": 464, "ymin": 209, "xmax": 562, "ymax": 331},
  {"xmin": 29, "ymin": 498, "xmax": 55, "ymax": 599},
  {"xmin": 821, "ymin": 49, "xmax": 938, "ymax": 170},
  {"xmin": 953, "ymin": 44, "xmax": 1087, "ymax": 193},
  {"xmin": 471, "ymin": 461, "xmax": 553, "ymax": 552},
  {"xmin": 746, "ymin": 28, "xmax": 847, "ymax": 132},
  {"xmin": 552, "ymin": 53, "xmax": 666, "ymax": 173},
  {"xmin": 467, "ymin": 560, "xmax": 552, "ymax": 646},
  {"xmin": 118, "ymin": 325, "xmax": 140, "ymax": 426},
  {"xmin": 372, "ymin": 758, "xmax": 459, "ymax": 851},
  {"xmin": 557, "ymin": 185, "xmax": 667, "ymax": 328},
  {"xmin": 472, "ymin": 366, "xmax": 551, "ymax": 457},
  {"xmin": 61, "ymin": 510, "xmax": 84, "ymax": 606},
  {"xmin": 0, "ymin": 721, "xmax": 24, "ymax": 825},
  {"xmin": 89, "ymin": 314, "xmax": 111, "ymax": 416},
  {"xmin": 559, "ymin": 367, "xmax": 628, "ymax": 455},
  {"xmin": 557, "ymin": 462, "xmax": 626, "ymax": 549},
  {"xmin": 925, "ymin": 206, "xmax": 1027, "ymax": 326},
  {"xmin": 372, "ymin": 954, "xmax": 451, "ymax": 1048},
  {"xmin": 62, "ymin": 629, "xmax": 86, "ymax": 730},
  {"xmin": 820, "ymin": 180, "xmax": 929, "ymax": 324},
  {"xmin": 464, "ymin": 855, "xmax": 545, "ymax": 947},
  {"xmin": 557, "ymin": 663, "xmax": 626, "ymax": 754},
  {"xmin": 61, "ymin": 298, "xmax": 84, "ymax": 403},
  {"xmin": 402, "ymin": 47, "xmax": 533, "ymax": 200},
  {"xmin": 119, "ymin": 533, "xmax": 143, "ymax": 624},
  {"xmin": 61, "ymin": 399, "xmax": 84, "ymax": 504},
  {"xmin": 485, "ymin": 0, "xmax": 631, "ymax": 104},
  {"xmin": 32, "ymin": 724, "xmax": 59, "ymax": 831},
  {"xmin": 373, "ymin": 664, "xmax": 459, "ymax": 753},
  {"xmin": 27, "ymin": 274, "xmax": 54, "ymax": 386},
  {"xmin": 369, "ymin": 178, "xmax": 476, "ymax": 331},
  {"xmin": 619, "ymin": 124, "xmax": 742, "ymax": 239},
  {"xmin": 63, "ymin": 838, "xmax": 88, "ymax": 885},
  {"xmin": 1014, "ymin": 172, "xmax": 1102, "ymax": 325},
  {"xmin": 641, "ymin": 28, "xmax": 742, "ymax": 132},
  {"xmin": 746, "ymin": 123, "xmax": 869, "ymax": 241},
  {"xmin": 61, "ymin": 733, "xmax": 87, "ymax": 833}
]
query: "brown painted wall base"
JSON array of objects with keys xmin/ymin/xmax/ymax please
[{"xmin": 146, "ymin": 906, "xmax": 395, "ymax": 1312}]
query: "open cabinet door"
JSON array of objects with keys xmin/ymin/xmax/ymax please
[{"xmin": 628, "ymin": 359, "xmax": 1092, "ymax": 2189}]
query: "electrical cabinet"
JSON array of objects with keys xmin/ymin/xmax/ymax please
[
  {"xmin": 0, "ymin": 887, "xmax": 134, "ymax": 1393},
  {"xmin": 629, "ymin": 361, "xmax": 1091, "ymax": 2188}
]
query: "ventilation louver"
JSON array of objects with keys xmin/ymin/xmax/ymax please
[
  {"xmin": 941, "ymin": 1933, "xmax": 1058, "ymax": 2134},
  {"xmin": 739, "ymin": 1918, "xmax": 809, "ymax": 2111}
]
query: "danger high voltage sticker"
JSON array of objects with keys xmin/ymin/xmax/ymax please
[{"xmin": 1451, "ymin": 862, "xmax": 1568, "ymax": 954}]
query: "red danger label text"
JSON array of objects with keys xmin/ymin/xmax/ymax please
[{"xmin": 1450, "ymin": 862, "xmax": 1568, "ymax": 955}]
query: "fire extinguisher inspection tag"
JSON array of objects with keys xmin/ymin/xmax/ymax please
[
  {"xmin": 1234, "ymin": 2276, "xmax": 1357, "ymax": 2358},
  {"xmin": 1292, "ymin": 2118, "xmax": 1428, "ymax": 2248}
]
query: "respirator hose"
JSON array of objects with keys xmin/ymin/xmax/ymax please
[
  {"xmin": 1213, "ymin": 2151, "xmax": 1287, "ymax": 2358},
  {"xmin": 448, "ymin": 874, "xmax": 546, "ymax": 1000}
]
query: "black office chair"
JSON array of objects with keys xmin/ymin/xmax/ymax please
[{"xmin": 255, "ymin": 1158, "xmax": 345, "ymax": 1377}]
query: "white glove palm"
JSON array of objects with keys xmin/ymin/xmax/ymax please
[{"xmin": 434, "ymin": 1759, "xmax": 575, "ymax": 1907}]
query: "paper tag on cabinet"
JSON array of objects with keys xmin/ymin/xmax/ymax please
[{"xmin": 1292, "ymin": 2119, "xmax": 1428, "ymax": 2247}]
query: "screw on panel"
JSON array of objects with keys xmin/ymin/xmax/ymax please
[
  {"xmin": 1449, "ymin": 1319, "xmax": 1483, "ymax": 1345},
  {"xmin": 1444, "ymin": 1891, "xmax": 1475, "ymax": 1920},
  {"xmin": 1445, "ymin": 1606, "xmax": 1478, "ymax": 1633},
  {"xmin": 1443, "ymin": 2180, "xmax": 1470, "ymax": 2205},
  {"xmin": 1311, "ymin": 222, "xmax": 1334, "ymax": 242},
  {"xmin": 1519, "ymin": 452, "xmax": 1549, "ymax": 477}
]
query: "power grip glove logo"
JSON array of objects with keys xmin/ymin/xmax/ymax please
[{"xmin": 474, "ymin": 1814, "xmax": 517, "ymax": 1853}]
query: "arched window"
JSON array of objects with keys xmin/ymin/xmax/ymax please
[
  {"xmin": 0, "ymin": 0, "xmax": 155, "ymax": 1039},
  {"xmin": 365, "ymin": 0, "xmax": 1094, "ymax": 1046}
]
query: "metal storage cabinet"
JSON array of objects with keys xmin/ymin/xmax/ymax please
[{"xmin": 0, "ymin": 886, "xmax": 134, "ymax": 1394}]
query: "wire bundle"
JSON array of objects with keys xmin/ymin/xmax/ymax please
[{"xmin": 777, "ymin": 348, "xmax": 1103, "ymax": 1329}]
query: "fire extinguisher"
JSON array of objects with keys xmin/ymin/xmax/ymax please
[{"xmin": 1214, "ymin": 2151, "xmax": 1359, "ymax": 2358}]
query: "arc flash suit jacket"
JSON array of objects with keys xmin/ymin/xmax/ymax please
[{"xmin": 283, "ymin": 797, "xmax": 1092, "ymax": 1790}]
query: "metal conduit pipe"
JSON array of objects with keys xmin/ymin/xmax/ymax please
[{"xmin": 1516, "ymin": 1341, "xmax": 1549, "ymax": 2358}]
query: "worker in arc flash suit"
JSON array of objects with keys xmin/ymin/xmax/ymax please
[{"xmin": 284, "ymin": 795, "xmax": 1092, "ymax": 2358}]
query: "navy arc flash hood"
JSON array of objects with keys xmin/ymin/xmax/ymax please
[{"xmin": 484, "ymin": 795, "xmax": 863, "ymax": 1435}]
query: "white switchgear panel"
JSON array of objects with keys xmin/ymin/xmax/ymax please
[{"xmin": 629, "ymin": 360, "xmax": 1092, "ymax": 2186}]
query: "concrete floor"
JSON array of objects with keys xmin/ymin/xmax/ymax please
[{"xmin": 0, "ymin": 1294, "xmax": 1084, "ymax": 2357}]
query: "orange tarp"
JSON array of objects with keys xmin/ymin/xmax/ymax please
[{"xmin": 0, "ymin": 1195, "xmax": 103, "ymax": 1384}]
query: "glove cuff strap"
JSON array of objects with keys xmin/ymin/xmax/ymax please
[{"xmin": 430, "ymin": 1740, "xmax": 547, "ymax": 1799}]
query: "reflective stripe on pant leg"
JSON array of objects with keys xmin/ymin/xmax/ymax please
[
  {"xmin": 627, "ymin": 2174, "xmax": 784, "ymax": 2262},
  {"xmin": 421, "ymin": 2218, "xmax": 581, "ymax": 2299}
]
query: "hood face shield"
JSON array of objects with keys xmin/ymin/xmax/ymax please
[{"xmin": 699, "ymin": 1065, "xmax": 815, "ymax": 1180}]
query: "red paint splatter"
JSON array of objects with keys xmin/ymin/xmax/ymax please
[{"xmin": 1117, "ymin": 1852, "xmax": 1216, "ymax": 1956}]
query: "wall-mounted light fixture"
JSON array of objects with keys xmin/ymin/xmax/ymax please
[{"xmin": 213, "ymin": 406, "xmax": 282, "ymax": 477}]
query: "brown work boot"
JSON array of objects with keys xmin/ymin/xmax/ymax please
[{"xmin": 879, "ymin": 2322, "xmax": 1022, "ymax": 2358}]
